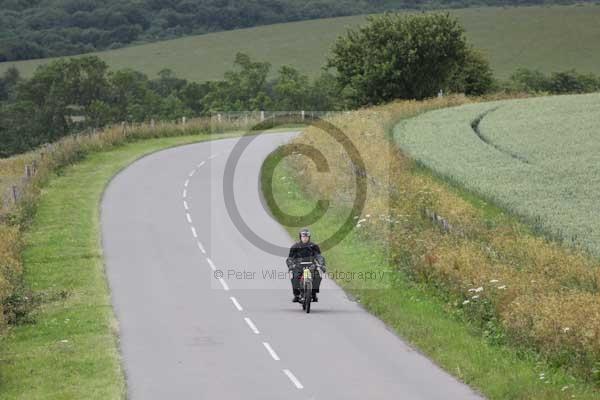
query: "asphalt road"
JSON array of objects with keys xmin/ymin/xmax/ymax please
[{"xmin": 101, "ymin": 131, "xmax": 485, "ymax": 399}]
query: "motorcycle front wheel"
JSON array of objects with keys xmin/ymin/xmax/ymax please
[{"xmin": 304, "ymin": 281, "xmax": 312, "ymax": 313}]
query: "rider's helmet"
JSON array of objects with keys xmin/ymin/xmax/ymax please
[{"xmin": 299, "ymin": 228, "xmax": 311, "ymax": 240}]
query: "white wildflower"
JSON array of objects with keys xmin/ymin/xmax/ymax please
[
  {"xmin": 563, "ymin": 327, "xmax": 570, "ymax": 333},
  {"xmin": 497, "ymin": 285, "xmax": 507, "ymax": 289},
  {"xmin": 489, "ymin": 279, "xmax": 499, "ymax": 283},
  {"xmin": 471, "ymin": 295, "xmax": 479, "ymax": 299},
  {"xmin": 462, "ymin": 300, "xmax": 470, "ymax": 305}
]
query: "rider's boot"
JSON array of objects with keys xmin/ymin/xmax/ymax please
[
  {"xmin": 312, "ymin": 293, "xmax": 318, "ymax": 302},
  {"xmin": 292, "ymin": 294, "xmax": 300, "ymax": 302}
]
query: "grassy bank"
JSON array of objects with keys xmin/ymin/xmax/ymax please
[
  {"xmin": 0, "ymin": 131, "xmax": 259, "ymax": 399},
  {"xmin": 2, "ymin": 5, "xmax": 600, "ymax": 81},
  {"xmin": 261, "ymin": 101, "xmax": 600, "ymax": 398}
]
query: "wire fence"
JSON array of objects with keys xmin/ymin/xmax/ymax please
[{"xmin": 0, "ymin": 110, "xmax": 350, "ymax": 216}]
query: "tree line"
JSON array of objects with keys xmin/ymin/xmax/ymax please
[
  {"xmin": 2, "ymin": 12, "xmax": 599, "ymax": 157},
  {"xmin": 0, "ymin": 0, "xmax": 593, "ymax": 62},
  {"xmin": 0, "ymin": 53, "xmax": 344, "ymax": 157}
]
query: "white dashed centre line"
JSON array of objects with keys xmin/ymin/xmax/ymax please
[
  {"xmin": 206, "ymin": 258, "xmax": 216, "ymax": 271},
  {"xmin": 244, "ymin": 317, "xmax": 259, "ymax": 334},
  {"xmin": 262, "ymin": 342, "xmax": 280, "ymax": 361},
  {"xmin": 230, "ymin": 296, "xmax": 243, "ymax": 311},
  {"xmin": 181, "ymin": 155, "xmax": 311, "ymax": 392},
  {"xmin": 283, "ymin": 369, "xmax": 303, "ymax": 389},
  {"xmin": 218, "ymin": 278, "xmax": 230, "ymax": 291}
]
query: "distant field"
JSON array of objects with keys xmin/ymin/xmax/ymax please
[
  {"xmin": 393, "ymin": 92, "xmax": 600, "ymax": 257},
  {"xmin": 2, "ymin": 5, "xmax": 600, "ymax": 81}
]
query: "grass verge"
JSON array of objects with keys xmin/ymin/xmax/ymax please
[
  {"xmin": 261, "ymin": 145, "xmax": 600, "ymax": 399},
  {"xmin": 0, "ymin": 131, "xmax": 255, "ymax": 399}
]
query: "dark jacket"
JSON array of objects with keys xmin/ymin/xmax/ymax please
[{"xmin": 286, "ymin": 241, "xmax": 325, "ymax": 269}]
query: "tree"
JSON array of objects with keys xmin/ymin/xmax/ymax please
[
  {"xmin": 203, "ymin": 53, "xmax": 271, "ymax": 111},
  {"xmin": 273, "ymin": 65, "xmax": 309, "ymax": 110},
  {"xmin": 0, "ymin": 100, "xmax": 49, "ymax": 156},
  {"xmin": 326, "ymin": 12, "xmax": 469, "ymax": 106},
  {"xmin": 0, "ymin": 67, "xmax": 21, "ymax": 102},
  {"xmin": 150, "ymin": 68, "xmax": 187, "ymax": 97},
  {"xmin": 308, "ymin": 72, "xmax": 343, "ymax": 110},
  {"xmin": 548, "ymin": 70, "xmax": 599, "ymax": 94},
  {"xmin": 448, "ymin": 48, "xmax": 494, "ymax": 96},
  {"xmin": 158, "ymin": 94, "xmax": 192, "ymax": 120},
  {"xmin": 179, "ymin": 81, "xmax": 210, "ymax": 115},
  {"xmin": 509, "ymin": 68, "xmax": 550, "ymax": 93}
]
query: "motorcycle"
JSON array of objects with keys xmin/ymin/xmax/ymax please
[{"xmin": 297, "ymin": 260, "xmax": 323, "ymax": 314}]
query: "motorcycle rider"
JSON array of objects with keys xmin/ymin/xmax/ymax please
[{"xmin": 286, "ymin": 228, "xmax": 326, "ymax": 303}]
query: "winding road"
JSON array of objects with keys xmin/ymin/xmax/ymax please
[{"xmin": 100, "ymin": 131, "xmax": 484, "ymax": 399}]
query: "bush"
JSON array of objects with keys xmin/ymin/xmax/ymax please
[{"xmin": 326, "ymin": 12, "xmax": 471, "ymax": 105}]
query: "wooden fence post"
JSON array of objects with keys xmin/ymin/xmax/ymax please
[
  {"xmin": 25, "ymin": 164, "xmax": 32, "ymax": 178},
  {"xmin": 11, "ymin": 185, "xmax": 18, "ymax": 203}
]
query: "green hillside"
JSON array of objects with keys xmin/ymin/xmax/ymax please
[{"xmin": 2, "ymin": 5, "xmax": 600, "ymax": 81}]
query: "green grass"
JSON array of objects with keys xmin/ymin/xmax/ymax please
[
  {"xmin": 2, "ymin": 5, "xmax": 600, "ymax": 81},
  {"xmin": 0, "ymin": 130, "xmax": 256, "ymax": 399},
  {"xmin": 262, "ymin": 145, "xmax": 600, "ymax": 399},
  {"xmin": 393, "ymin": 93, "xmax": 600, "ymax": 257}
]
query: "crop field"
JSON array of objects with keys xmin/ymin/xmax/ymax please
[
  {"xmin": 393, "ymin": 92, "xmax": 600, "ymax": 257},
  {"xmin": 2, "ymin": 5, "xmax": 600, "ymax": 81}
]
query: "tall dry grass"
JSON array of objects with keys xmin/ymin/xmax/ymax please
[{"xmin": 289, "ymin": 93, "xmax": 600, "ymax": 383}]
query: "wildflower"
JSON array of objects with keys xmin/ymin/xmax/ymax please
[
  {"xmin": 471, "ymin": 295, "xmax": 479, "ymax": 299},
  {"xmin": 462, "ymin": 300, "xmax": 470, "ymax": 305},
  {"xmin": 497, "ymin": 285, "xmax": 507, "ymax": 289},
  {"xmin": 366, "ymin": 214, "xmax": 371, "ymax": 218},
  {"xmin": 561, "ymin": 386, "xmax": 569, "ymax": 391},
  {"xmin": 563, "ymin": 327, "xmax": 570, "ymax": 333},
  {"xmin": 60, "ymin": 340, "xmax": 69, "ymax": 343},
  {"xmin": 489, "ymin": 279, "xmax": 499, "ymax": 283},
  {"xmin": 358, "ymin": 218, "xmax": 367, "ymax": 223}
]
